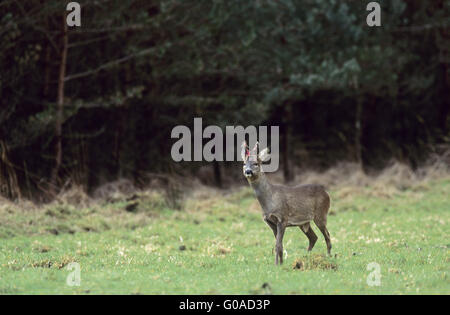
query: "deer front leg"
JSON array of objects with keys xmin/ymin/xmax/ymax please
[
  {"xmin": 275, "ymin": 222, "xmax": 286, "ymax": 265},
  {"xmin": 264, "ymin": 218, "xmax": 277, "ymax": 256},
  {"xmin": 264, "ymin": 218, "xmax": 277, "ymax": 238}
]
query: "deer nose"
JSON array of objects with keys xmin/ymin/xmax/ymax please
[{"xmin": 245, "ymin": 169, "xmax": 253, "ymax": 175}]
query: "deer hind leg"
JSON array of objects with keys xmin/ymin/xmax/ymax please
[
  {"xmin": 314, "ymin": 218, "xmax": 332, "ymax": 255},
  {"xmin": 299, "ymin": 222, "xmax": 318, "ymax": 252}
]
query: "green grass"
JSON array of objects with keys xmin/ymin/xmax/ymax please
[{"xmin": 0, "ymin": 179, "xmax": 449, "ymax": 294}]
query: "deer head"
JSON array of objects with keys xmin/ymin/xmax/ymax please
[{"xmin": 241, "ymin": 141, "xmax": 270, "ymax": 181}]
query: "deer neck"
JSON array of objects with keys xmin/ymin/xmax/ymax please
[{"xmin": 249, "ymin": 172, "xmax": 273, "ymax": 214}]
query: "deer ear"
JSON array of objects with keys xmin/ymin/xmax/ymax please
[
  {"xmin": 241, "ymin": 141, "xmax": 248, "ymax": 162},
  {"xmin": 251, "ymin": 141, "xmax": 259, "ymax": 154},
  {"xmin": 258, "ymin": 147, "xmax": 270, "ymax": 162}
]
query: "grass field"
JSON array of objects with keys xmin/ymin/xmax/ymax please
[{"xmin": 0, "ymin": 177, "xmax": 449, "ymax": 294}]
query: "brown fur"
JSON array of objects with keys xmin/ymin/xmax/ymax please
[{"xmin": 242, "ymin": 144, "xmax": 331, "ymax": 265}]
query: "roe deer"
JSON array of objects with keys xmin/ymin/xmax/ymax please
[{"xmin": 241, "ymin": 141, "xmax": 331, "ymax": 265}]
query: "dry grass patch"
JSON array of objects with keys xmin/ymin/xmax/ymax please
[
  {"xmin": 30, "ymin": 255, "xmax": 76, "ymax": 269},
  {"xmin": 292, "ymin": 254, "xmax": 338, "ymax": 271},
  {"xmin": 205, "ymin": 239, "xmax": 233, "ymax": 257}
]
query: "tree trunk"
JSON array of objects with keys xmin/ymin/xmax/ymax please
[
  {"xmin": 212, "ymin": 160, "xmax": 222, "ymax": 188},
  {"xmin": 282, "ymin": 103, "xmax": 293, "ymax": 183},
  {"xmin": 437, "ymin": 29, "xmax": 449, "ymax": 136},
  {"xmin": 0, "ymin": 140, "xmax": 21, "ymax": 200},
  {"xmin": 43, "ymin": 21, "xmax": 51, "ymax": 99},
  {"xmin": 355, "ymin": 98, "xmax": 362, "ymax": 167},
  {"xmin": 353, "ymin": 75, "xmax": 363, "ymax": 171},
  {"xmin": 50, "ymin": 15, "xmax": 68, "ymax": 195}
]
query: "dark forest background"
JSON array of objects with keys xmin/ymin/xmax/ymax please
[{"xmin": 0, "ymin": 0, "xmax": 449, "ymax": 202}]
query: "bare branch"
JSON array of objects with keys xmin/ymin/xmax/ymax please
[
  {"xmin": 67, "ymin": 35, "xmax": 110, "ymax": 48},
  {"xmin": 64, "ymin": 47, "xmax": 157, "ymax": 82},
  {"xmin": 70, "ymin": 24, "xmax": 150, "ymax": 33},
  {"xmin": 393, "ymin": 22, "xmax": 450, "ymax": 33}
]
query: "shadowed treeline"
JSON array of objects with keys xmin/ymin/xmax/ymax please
[{"xmin": 0, "ymin": 0, "xmax": 449, "ymax": 201}]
